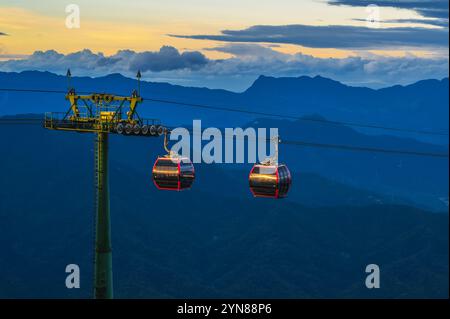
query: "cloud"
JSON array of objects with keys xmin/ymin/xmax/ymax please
[
  {"xmin": 201, "ymin": 44, "xmax": 449, "ymax": 87},
  {"xmin": 352, "ymin": 18, "xmax": 449, "ymax": 27},
  {"xmin": 170, "ymin": 24, "xmax": 449, "ymax": 50},
  {"xmin": 129, "ymin": 46, "xmax": 209, "ymax": 72},
  {"xmin": 0, "ymin": 54, "xmax": 29, "ymax": 59},
  {"xmin": 0, "ymin": 44, "xmax": 447, "ymax": 91},
  {"xmin": 327, "ymin": 0, "xmax": 449, "ymax": 19},
  {"xmin": 0, "ymin": 46, "xmax": 209, "ymax": 74},
  {"xmin": 204, "ymin": 43, "xmax": 282, "ymax": 58}
]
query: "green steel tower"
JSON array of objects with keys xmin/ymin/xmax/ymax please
[{"xmin": 94, "ymin": 132, "xmax": 113, "ymax": 298}]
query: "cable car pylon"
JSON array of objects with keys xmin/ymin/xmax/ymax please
[
  {"xmin": 43, "ymin": 70, "xmax": 165, "ymax": 299},
  {"xmin": 94, "ymin": 131, "xmax": 112, "ymax": 298}
]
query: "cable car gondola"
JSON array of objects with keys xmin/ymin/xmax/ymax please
[
  {"xmin": 249, "ymin": 136, "xmax": 291, "ymax": 199},
  {"xmin": 152, "ymin": 130, "xmax": 195, "ymax": 191}
]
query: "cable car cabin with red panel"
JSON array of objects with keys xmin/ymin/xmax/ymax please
[
  {"xmin": 152, "ymin": 131, "xmax": 195, "ymax": 191},
  {"xmin": 248, "ymin": 137, "xmax": 292, "ymax": 199}
]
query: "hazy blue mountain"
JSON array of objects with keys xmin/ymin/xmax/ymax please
[
  {"xmin": 0, "ymin": 71, "xmax": 448, "ymax": 144},
  {"xmin": 244, "ymin": 75, "xmax": 449, "ymax": 140},
  {"xmin": 0, "ymin": 122, "xmax": 448, "ymax": 298}
]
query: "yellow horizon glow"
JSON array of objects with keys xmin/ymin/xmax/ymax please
[{"xmin": 0, "ymin": 4, "xmax": 443, "ymax": 61}]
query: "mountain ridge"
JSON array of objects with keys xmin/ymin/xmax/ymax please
[
  {"xmin": 2, "ymin": 70, "xmax": 448, "ymax": 92},
  {"xmin": 0, "ymin": 70, "xmax": 448, "ymax": 146}
]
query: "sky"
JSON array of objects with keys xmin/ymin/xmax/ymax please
[{"xmin": 0, "ymin": 0, "xmax": 448, "ymax": 91}]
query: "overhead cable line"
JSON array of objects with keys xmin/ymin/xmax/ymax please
[
  {"xmin": 170, "ymin": 126, "xmax": 449, "ymax": 159},
  {"xmin": 281, "ymin": 140, "xmax": 449, "ymax": 158},
  {"xmin": 0, "ymin": 116, "xmax": 447, "ymax": 158},
  {"xmin": 0, "ymin": 87, "xmax": 448, "ymax": 136},
  {"xmin": 0, "ymin": 89, "xmax": 448, "ymax": 158},
  {"xmin": 144, "ymin": 97, "xmax": 449, "ymax": 136}
]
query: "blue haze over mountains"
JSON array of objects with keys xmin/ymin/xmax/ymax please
[
  {"xmin": 0, "ymin": 71, "xmax": 448, "ymax": 297},
  {"xmin": 0, "ymin": 120, "xmax": 448, "ymax": 298},
  {"xmin": 0, "ymin": 71, "xmax": 448, "ymax": 211}
]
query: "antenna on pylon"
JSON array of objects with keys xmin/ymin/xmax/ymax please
[
  {"xmin": 66, "ymin": 69, "xmax": 72, "ymax": 91},
  {"xmin": 136, "ymin": 70, "xmax": 142, "ymax": 95}
]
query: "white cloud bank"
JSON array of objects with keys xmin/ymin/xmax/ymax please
[{"xmin": 0, "ymin": 45, "xmax": 448, "ymax": 91}]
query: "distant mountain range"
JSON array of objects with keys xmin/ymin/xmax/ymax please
[
  {"xmin": 0, "ymin": 72, "xmax": 448, "ymax": 297},
  {"xmin": 0, "ymin": 70, "xmax": 448, "ymax": 210},
  {"xmin": 0, "ymin": 71, "xmax": 448, "ymax": 144}
]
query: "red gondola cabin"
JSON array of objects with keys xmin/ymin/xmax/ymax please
[
  {"xmin": 152, "ymin": 156, "xmax": 195, "ymax": 191},
  {"xmin": 249, "ymin": 163, "xmax": 291, "ymax": 198}
]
